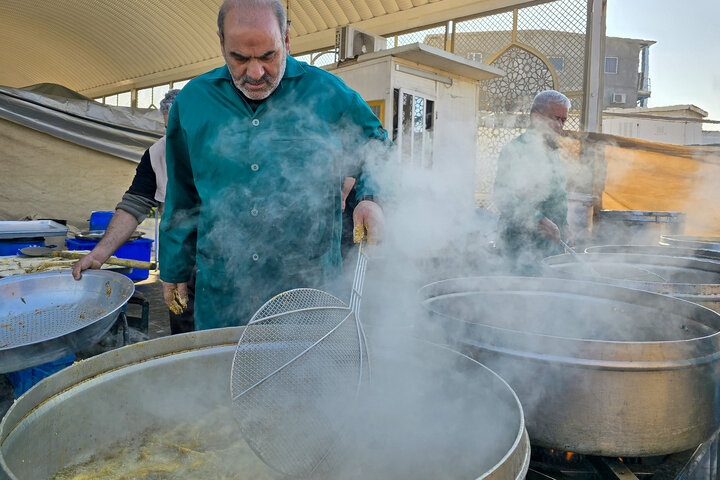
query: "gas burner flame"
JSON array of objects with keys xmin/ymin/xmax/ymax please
[{"xmin": 533, "ymin": 447, "xmax": 585, "ymax": 465}]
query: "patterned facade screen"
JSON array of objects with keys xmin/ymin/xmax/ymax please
[{"xmin": 451, "ymin": 0, "xmax": 590, "ymax": 203}]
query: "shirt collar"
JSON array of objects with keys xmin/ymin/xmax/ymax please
[{"xmin": 283, "ymin": 55, "xmax": 305, "ymax": 78}]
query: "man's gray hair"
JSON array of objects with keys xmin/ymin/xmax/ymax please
[
  {"xmin": 160, "ymin": 89, "xmax": 180, "ymax": 115},
  {"xmin": 217, "ymin": 0, "xmax": 287, "ymax": 43},
  {"xmin": 531, "ymin": 90, "xmax": 571, "ymax": 114}
]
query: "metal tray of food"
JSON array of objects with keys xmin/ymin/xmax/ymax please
[{"xmin": 0, "ymin": 220, "xmax": 69, "ymax": 240}]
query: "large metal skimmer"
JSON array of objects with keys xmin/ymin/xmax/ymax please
[{"xmin": 230, "ymin": 240, "xmax": 370, "ymax": 477}]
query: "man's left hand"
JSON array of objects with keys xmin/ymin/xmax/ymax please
[{"xmin": 352, "ymin": 200, "xmax": 384, "ymax": 243}]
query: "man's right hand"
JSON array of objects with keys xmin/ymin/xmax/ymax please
[
  {"xmin": 71, "ymin": 254, "xmax": 105, "ymax": 280},
  {"xmin": 163, "ymin": 281, "xmax": 189, "ymax": 314},
  {"xmin": 71, "ymin": 209, "xmax": 141, "ymax": 280},
  {"xmin": 537, "ymin": 217, "xmax": 562, "ymax": 243}
]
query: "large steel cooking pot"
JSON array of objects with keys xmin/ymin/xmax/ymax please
[
  {"xmin": 0, "ymin": 327, "xmax": 530, "ymax": 480},
  {"xmin": 660, "ymin": 235, "xmax": 720, "ymax": 251},
  {"xmin": 543, "ymin": 252, "xmax": 720, "ymax": 314},
  {"xmin": 567, "ymin": 192, "xmax": 597, "ymax": 242},
  {"xmin": 585, "ymin": 244, "xmax": 720, "ymax": 262},
  {"xmin": 595, "ymin": 210, "xmax": 685, "ymax": 245},
  {"xmin": 418, "ymin": 276, "xmax": 720, "ymax": 456}
]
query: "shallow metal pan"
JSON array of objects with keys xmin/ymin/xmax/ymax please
[
  {"xmin": 0, "ymin": 270, "xmax": 134, "ymax": 373},
  {"xmin": 0, "ymin": 221, "xmax": 68, "ymax": 240}
]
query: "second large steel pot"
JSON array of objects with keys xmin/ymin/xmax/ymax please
[
  {"xmin": 0, "ymin": 327, "xmax": 529, "ymax": 480},
  {"xmin": 419, "ymin": 276, "xmax": 720, "ymax": 456},
  {"xmin": 660, "ymin": 235, "xmax": 720, "ymax": 251},
  {"xmin": 543, "ymin": 252, "xmax": 720, "ymax": 314},
  {"xmin": 585, "ymin": 245, "xmax": 720, "ymax": 262}
]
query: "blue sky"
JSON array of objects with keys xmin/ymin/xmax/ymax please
[{"xmin": 605, "ymin": 0, "xmax": 720, "ymax": 128}]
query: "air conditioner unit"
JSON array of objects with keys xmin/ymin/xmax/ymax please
[
  {"xmin": 335, "ymin": 25, "xmax": 386, "ymax": 62},
  {"xmin": 612, "ymin": 93, "xmax": 627, "ymax": 104}
]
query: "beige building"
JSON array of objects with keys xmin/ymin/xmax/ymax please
[
  {"xmin": 603, "ymin": 36, "xmax": 654, "ymax": 108},
  {"xmin": 438, "ymin": 31, "xmax": 655, "ymax": 112},
  {"xmin": 603, "ymin": 104, "xmax": 709, "ymax": 145}
]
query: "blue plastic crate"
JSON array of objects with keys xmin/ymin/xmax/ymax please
[
  {"xmin": 0, "ymin": 238, "xmax": 46, "ymax": 256},
  {"xmin": 89, "ymin": 211, "xmax": 114, "ymax": 231},
  {"xmin": 66, "ymin": 237, "xmax": 153, "ymax": 281},
  {"xmin": 6, "ymin": 354, "xmax": 75, "ymax": 398}
]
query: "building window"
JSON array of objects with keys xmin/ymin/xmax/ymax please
[
  {"xmin": 466, "ymin": 52, "xmax": 483, "ymax": 63},
  {"xmin": 605, "ymin": 57, "xmax": 618, "ymax": 74},
  {"xmin": 116, "ymin": 91, "xmax": 131, "ymax": 107},
  {"xmin": 172, "ymin": 79, "xmax": 191, "ymax": 89},
  {"xmin": 548, "ymin": 56, "xmax": 564, "ymax": 72},
  {"xmin": 392, "ymin": 88, "xmax": 435, "ymax": 168},
  {"xmin": 137, "ymin": 84, "xmax": 170, "ymax": 109},
  {"xmin": 101, "ymin": 91, "xmax": 130, "ymax": 106}
]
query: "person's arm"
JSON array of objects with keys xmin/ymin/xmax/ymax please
[
  {"xmin": 341, "ymin": 177, "xmax": 355, "ymax": 212},
  {"xmin": 71, "ymin": 209, "xmax": 139, "ymax": 280},
  {"xmin": 71, "ymin": 148, "xmax": 160, "ymax": 280},
  {"xmin": 341, "ymin": 92, "xmax": 391, "ymax": 242},
  {"xmin": 537, "ymin": 217, "xmax": 561, "ymax": 243},
  {"xmin": 159, "ymin": 96, "xmax": 199, "ymax": 309}
]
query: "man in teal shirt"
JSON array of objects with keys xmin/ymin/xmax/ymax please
[
  {"xmin": 492, "ymin": 90, "xmax": 574, "ymax": 274},
  {"xmin": 160, "ymin": 0, "xmax": 388, "ymax": 330}
]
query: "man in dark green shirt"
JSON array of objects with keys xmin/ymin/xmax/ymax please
[
  {"xmin": 159, "ymin": 0, "xmax": 388, "ymax": 329},
  {"xmin": 492, "ymin": 90, "xmax": 574, "ymax": 274}
]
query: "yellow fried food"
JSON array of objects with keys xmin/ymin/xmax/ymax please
[
  {"xmin": 50, "ymin": 407, "xmax": 282, "ymax": 480},
  {"xmin": 168, "ymin": 288, "xmax": 188, "ymax": 315},
  {"xmin": 353, "ymin": 223, "xmax": 366, "ymax": 243},
  {"xmin": 115, "ymin": 462, "xmax": 178, "ymax": 479}
]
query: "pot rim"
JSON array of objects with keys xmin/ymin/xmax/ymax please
[{"xmin": 419, "ymin": 276, "xmax": 720, "ymax": 365}]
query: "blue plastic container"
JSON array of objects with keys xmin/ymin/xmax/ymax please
[
  {"xmin": 6, "ymin": 354, "xmax": 75, "ymax": 398},
  {"xmin": 66, "ymin": 237, "xmax": 153, "ymax": 281},
  {"xmin": 0, "ymin": 238, "xmax": 45, "ymax": 256},
  {"xmin": 89, "ymin": 211, "xmax": 114, "ymax": 231}
]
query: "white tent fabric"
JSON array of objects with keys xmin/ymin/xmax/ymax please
[
  {"xmin": 0, "ymin": 84, "xmax": 163, "ymax": 163},
  {"xmin": 0, "ymin": 84, "xmax": 163, "ymax": 227},
  {"xmin": 0, "ymin": 118, "xmax": 137, "ymax": 228}
]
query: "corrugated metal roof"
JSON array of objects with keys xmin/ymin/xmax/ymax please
[{"xmin": 0, "ymin": 0, "xmax": 531, "ymax": 97}]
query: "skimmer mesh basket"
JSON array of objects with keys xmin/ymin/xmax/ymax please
[{"xmin": 230, "ymin": 288, "xmax": 368, "ymax": 477}]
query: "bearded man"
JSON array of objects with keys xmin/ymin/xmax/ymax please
[
  {"xmin": 160, "ymin": 0, "xmax": 388, "ymax": 329},
  {"xmin": 492, "ymin": 89, "xmax": 574, "ymax": 274}
]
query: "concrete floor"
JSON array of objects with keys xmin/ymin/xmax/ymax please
[{"xmin": 0, "ymin": 270, "xmax": 172, "ymax": 421}]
